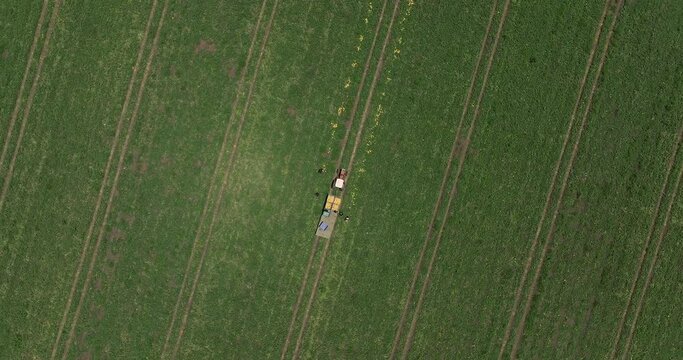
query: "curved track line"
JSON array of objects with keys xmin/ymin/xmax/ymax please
[
  {"xmin": 59, "ymin": 2, "xmax": 170, "ymax": 359},
  {"xmin": 399, "ymin": 1, "xmax": 512, "ymax": 359},
  {"xmin": 508, "ymin": 2, "xmax": 624, "ymax": 358},
  {"xmin": 280, "ymin": 1, "xmax": 390, "ymax": 358},
  {"xmin": 169, "ymin": 2, "xmax": 281, "ymax": 358},
  {"xmin": 0, "ymin": 0, "xmax": 62, "ymax": 213},
  {"xmin": 0, "ymin": 0, "xmax": 49, "ymax": 177},
  {"xmin": 159, "ymin": 0, "xmax": 270, "ymax": 356},
  {"xmin": 291, "ymin": 2, "xmax": 403, "ymax": 359},
  {"xmin": 48, "ymin": 1, "xmax": 160, "ymax": 358},
  {"xmin": 610, "ymin": 120, "xmax": 683, "ymax": 359},
  {"xmin": 497, "ymin": 0, "xmax": 612, "ymax": 357},
  {"xmin": 388, "ymin": 1, "xmax": 500, "ymax": 358}
]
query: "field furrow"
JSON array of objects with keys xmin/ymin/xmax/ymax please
[{"xmin": 1, "ymin": 1, "xmax": 681, "ymax": 358}]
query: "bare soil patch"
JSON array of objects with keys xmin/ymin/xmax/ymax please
[
  {"xmin": 131, "ymin": 152, "xmax": 149, "ymax": 175},
  {"xmin": 194, "ymin": 39, "xmax": 216, "ymax": 54},
  {"xmin": 107, "ymin": 227, "xmax": 125, "ymax": 242},
  {"xmin": 102, "ymin": 263, "xmax": 114, "ymax": 277},
  {"xmin": 160, "ymin": 154, "xmax": 173, "ymax": 166},
  {"xmin": 117, "ymin": 213, "xmax": 136, "ymax": 227},
  {"xmin": 135, "ymin": 160, "xmax": 149, "ymax": 175},
  {"xmin": 76, "ymin": 331, "xmax": 88, "ymax": 349},
  {"xmin": 105, "ymin": 248, "xmax": 121, "ymax": 264},
  {"xmin": 89, "ymin": 303, "xmax": 105, "ymax": 321},
  {"xmin": 163, "ymin": 184, "xmax": 176, "ymax": 195},
  {"xmin": 286, "ymin": 106, "xmax": 297, "ymax": 118}
]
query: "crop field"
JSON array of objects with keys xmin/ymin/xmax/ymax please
[{"xmin": 0, "ymin": 0, "xmax": 682, "ymax": 359}]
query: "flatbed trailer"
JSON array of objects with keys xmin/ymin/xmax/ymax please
[
  {"xmin": 315, "ymin": 194, "xmax": 342, "ymax": 239},
  {"xmin": 315, "ymin": 209, "xmax": 338, "ymax": 239}
]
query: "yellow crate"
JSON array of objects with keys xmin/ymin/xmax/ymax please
[{"xmin": 325, "ymin": 195, "xmax": 341, "ymax": 212}]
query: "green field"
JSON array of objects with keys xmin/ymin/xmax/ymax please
[{"xmin": 1, "ymin": 0, "xmax": 682, "ymax": 359}]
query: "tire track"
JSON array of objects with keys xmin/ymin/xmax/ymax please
[
  {"xmin": 58, "ymin": 1, "xmax": 170, "ymax": 358},
  {"xmin": 168, "ymin": 1, "xmax": 281, "ymax": 358},
  {"xmin": 290, "ymin": 1, "xmax": 403, "ymax": 359},
  {"xmin": 159, "ymin": 0, "xmax": 270, "ymax": 356},
  {"xmin": 333, "ymin": 0, "xmax": 389, "ymax": 171},
  {"xmin": 497, "ymin": 0, "xmax": 612, "ymax": 357},
  {"xmin": 280, "ymin": 235, "xmax": 321, "ymax": 360},
  {"xmin": 50, "ymin": 0, "xmax": 157, "ymax": 359},
  {"xmin": 610, "ymin": 119, "xmax": 683, "ymax": 359},
  {"xmin": 509, "ymin": 1, "xmax": 624, "ymax": 358},
  {"xmin": 620, "ymin": 138, "xmax": 683, "ymax": 359},
  {"xmin": 48, "ymin": 1, "xmax": 160, "ymax": 358},
  {"xmin": 291, "ymin": 235, "xmax": 331, "ymax": 360},
  {"xmin": 399, "ymin": 1, "xmax": 512, "ymax": 358},
  {"xmin": 388, "ymin": 1, "xmax": 500, "ymax": 357},
  {"xmin": 0, "ymin": 0, "xmax": 49, "ymax": 177},
  {"xmin": 280, "ymin": 1, "xmax": 389, "ymax": 357},
  {"xmin": 0, "ymin": 0, "xmax": 62, "ymax": 213}
]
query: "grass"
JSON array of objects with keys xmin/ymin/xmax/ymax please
[
  {"xmin": 0, "ymin": 0, "xmax": 682, "ymax": 359},
  {"xmin": 535, "ymin": 1, "xmax": 683, "ymax": 358},
  {"xmin": 0, "ymin": 2, "xmax": 152, "ymax": 358},
  {"xmin": 404, "ymin": 0, "xmax": 611, "ymax": 357}
]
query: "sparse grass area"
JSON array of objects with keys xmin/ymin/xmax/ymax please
[{"xmin": 0, "ymin": 1, "xmax": 681, "ymax": 359}]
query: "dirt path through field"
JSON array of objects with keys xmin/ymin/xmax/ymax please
[
  {"xmin": 609, "ymin": 118, "xmax": 683, "ymax": 359},
  {"xmin": 48, "ymin": 2, "xmax": 160, "ymax": 358},
  {"xmin": 0, "ymin": 0, "xmax": 49, "ymax": 178},
  {"xmin": 398, "ymin": 1, "xmax": 512, "ymax": 358},
  {"xmin": 291, "ymin": 235, "xmax": 332, "ymax": 359},
  {"xmin": 279, "ymin": 1, "xmax": 390, "ymax": 358},
  {"xmin": 508, "ymin": 1, "xmax": 624, "ymax": 358},
  {"xmin": 497, "ymin": 0, "xmax": 612, "ymax": 357},
  {"xmin": 0, "ymin": 0, "xmax": 62, "ymax": 213},
  {"xmin": 57, "ymin": 2, "xmax": 170, "ymax": 359},
  {"xmin": 168, "ymin": 2, "xmax": 281, "ymax": 358},
  {"xmin": 289, "ymin": 2, "xmax": 403, "ymax": 359},
  {"xmin": 159, "ymin": 0, "xmax": 270, "ymax": 357},
  {"xmin": 387, "ymin": 1, "xmax": 500, "ymax": 358},
  {"xmin": 280, "ymin": 236, "xmax": 321, "ymax": 360}
]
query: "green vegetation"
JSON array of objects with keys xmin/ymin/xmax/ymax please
[{"xmin": 0, "ymin": 0, "xmax": 681, "ymax": 359}]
